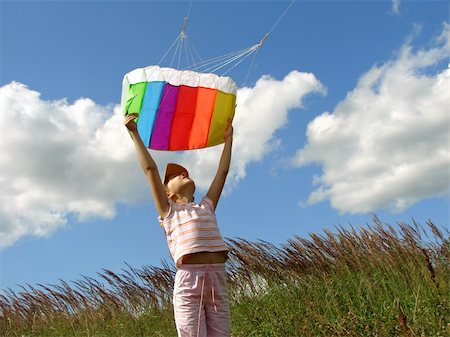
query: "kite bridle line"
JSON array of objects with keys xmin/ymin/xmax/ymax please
[
  {"xmin": 157, "ymin": 0, "xmax": 296, "ymax": 82},
  {"xmin": 180, "ymin": 17, "xmax": 188, "ymax": 40}
]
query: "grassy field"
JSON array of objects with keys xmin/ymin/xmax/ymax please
[{"xmin": 1, "ymin": 218, "xmax": 448, "ymax": 337}]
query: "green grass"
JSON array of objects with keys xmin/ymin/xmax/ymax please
[
  {"xmin": 1, "ymin": 219, "xmax": 449, "ymax": 337},
  {"xmin": 230, "ymin": 270, "xmax": 448, "ymax": 336}
]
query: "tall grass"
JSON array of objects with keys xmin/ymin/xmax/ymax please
[{"xmin": 1, "ymin": 218, "xmax": 448, "ymax": 337}]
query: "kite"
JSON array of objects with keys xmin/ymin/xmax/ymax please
[
  {"xmin": 121, "ymin": 66, "xmax": 237, "ymax": 151},
  {"xmin": 120, "ymin": 1, "xmax": 294, "ymax": 151}
]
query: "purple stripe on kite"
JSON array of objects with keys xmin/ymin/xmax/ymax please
[{"xmin": 150, "ymin": 83, "xmax": 180, "ymax": 150}]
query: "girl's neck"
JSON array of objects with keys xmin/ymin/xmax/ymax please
[{"xmin": 173, "ymin": 194, "xmax": 194, "ymax": 204}]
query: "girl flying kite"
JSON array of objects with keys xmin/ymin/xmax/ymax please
[{"xmin": 124, "ymin": 113, "xmax": 233, "ymax": 337}]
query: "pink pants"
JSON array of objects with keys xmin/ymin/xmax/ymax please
[{"xmin": 173, "ymin": 263, "xmax": 231, "ymax": 337}]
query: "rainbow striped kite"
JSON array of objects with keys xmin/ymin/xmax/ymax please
[{"xmin": 121, "ymin": 66, "xmax": 237, "ymax": 151}]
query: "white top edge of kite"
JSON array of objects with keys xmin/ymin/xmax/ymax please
[{"xmin": 122, "ymin": 65, "xmax": 237, "ymax": 95}]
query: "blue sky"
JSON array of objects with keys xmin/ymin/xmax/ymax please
[{"xmin": 0, "ymin": 0, "xmax": 448, "ymax": 292}]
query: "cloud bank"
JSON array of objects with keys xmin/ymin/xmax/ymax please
[
  {"xmin": 180, "ymin": 71, "xmax": 326, "ymax": 191},
  {"xmin": 0, "ymin": 71, "xmax": 324, "ymax": 249},
  {"xmin": 294, "ymin": 23, "xmax": 450, "ymax": 214},
  {"xmin": 0, "ymin": 84, "xmax": 148, "ymax": 249}
]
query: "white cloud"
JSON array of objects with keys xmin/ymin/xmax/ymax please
[
  {"xmin": 293, "ymin": 23, "xmax": 450, "ymax": 214},
  {"xmin": 391, "ymin": 0, "xmax": 401, "ymax": 15},
  {"xmin": 0, "ymin": 71, "xmax": 324, "ymax": 249},
  {"xmin": 0, "ymin": 82, "xmax": 150, "ymax": 249},
  {"xmin": 179, "ymin": 71, "xmax": 326, "ymax": 191}
]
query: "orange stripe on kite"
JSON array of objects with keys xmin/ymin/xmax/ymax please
[{"xmin": 189, "ymin": 87, "xmax": 217, "ymax": 149}]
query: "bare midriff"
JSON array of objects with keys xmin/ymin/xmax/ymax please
[{"xmin": 177, "ymin": 251, "xmax": 228, "ymax": 267}]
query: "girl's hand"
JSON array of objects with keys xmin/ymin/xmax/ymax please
[
  {"xmin": 124, "ymin": 113, "xmax": 139, "ymax": 132},
  {"xmin": 224, "ymin": 118, "xmax": 233, "ymax": 141}
]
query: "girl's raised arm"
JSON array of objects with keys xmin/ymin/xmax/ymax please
[
  {"xmin": 124, "ymin": 113, "xmax": 169, "ymax": 218},
  {"xmin": 206, "ymin": 119, "xmax": 233, "ymax": 210}
]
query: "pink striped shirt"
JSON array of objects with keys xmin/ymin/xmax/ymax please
[{"xmin": 158, "ymin": 197, "xmax": 228, "ymax": 264}]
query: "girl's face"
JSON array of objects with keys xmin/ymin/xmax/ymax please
[{"xmin": 166, "ymin": 173, "xmax": 195, "ymax": 195}]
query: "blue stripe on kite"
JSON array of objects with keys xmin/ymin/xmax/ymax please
[{"xmin": 138, "ymin": 81, "xmax": 166, "ymax": 147}]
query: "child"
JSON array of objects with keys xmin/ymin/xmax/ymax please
[{"xmin": 124, "ymin": 113, "xmax": 232, "ymax": 337}]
